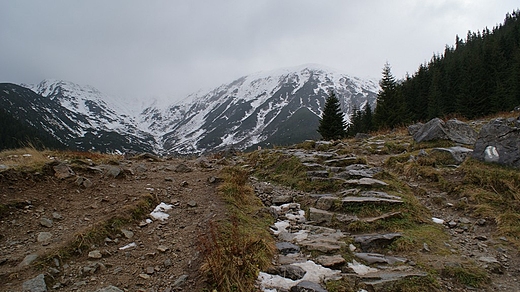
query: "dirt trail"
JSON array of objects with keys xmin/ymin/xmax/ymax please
[{"xmin": 1, "ymin": 156, "xmax": 227, "ymax": 292}]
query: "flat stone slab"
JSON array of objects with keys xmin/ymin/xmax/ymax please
[
  {"xmin": 355, "ymin": 252, "xmax": 407, "ymax": 265},
  {"xmin": 353, "ymin": 233, "xmax": 402, "ymax": 251},
  {"xmin": 315, "ymin": 254, "xmax": 346, "ymax": 267},
  {"xmin": 308, "ymin": 207, "xmax": 334, "ymax": 224},
  {"xmin": 344, "ymin": 178, "xmax": 389, "ymax": 187},
  {"xmin": 342, "ymin": 196, "xmax": 403, "ymax": 205},
  {"xmin": 276, "ymin": 242, "xmax": 301, "ymax": 255}
]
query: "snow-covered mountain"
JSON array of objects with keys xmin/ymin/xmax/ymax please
[
  {"xmin": 1, "ymin": 64, "xmax": 379, "ymax": 154},
  {"xmin": 0, "ymin": 81, "xmax": 157, "ymax": 153},
  {"xmin": 142, "ymin": 64, "xmax": 379, "ymax": 154}
]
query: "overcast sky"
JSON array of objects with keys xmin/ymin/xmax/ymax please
[{"xmin": 1, "ymin": 1, "xmax": 518, "ymax": 104}]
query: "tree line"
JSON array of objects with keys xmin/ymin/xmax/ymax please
[{"xmin": 318, "ymin": 10, "xmax": 520, "ymax": 139}]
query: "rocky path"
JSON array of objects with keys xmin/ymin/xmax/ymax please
[
  {"xmin": 253, "ymin": 140, "xmax": 520, "ymax": 292},
  {"xmin": 1, "ymin": 155, "xmax": 228, "ymax": 292}
]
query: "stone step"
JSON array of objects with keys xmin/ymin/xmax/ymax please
[
  {"xmin": 343, "ymin": 178, "xmax": 389, "ymax": 187},
  {"xmin": 342, "ymin": 196, "xmax": 403, "ymax": 205},
  {"xmin": 353, "ymin": 233, "xmax": 402, "ymax": 251}
]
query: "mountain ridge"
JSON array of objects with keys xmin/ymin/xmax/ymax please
[{"xmin": 1, "ymin": 64, "xmax": 379, "ymax": 153}]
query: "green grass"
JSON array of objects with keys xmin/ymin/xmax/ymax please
[{"xmin": 441, "ymin": 263, "xmax": 489, "ymax": 288}]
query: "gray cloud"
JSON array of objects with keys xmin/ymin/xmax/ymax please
[{"xmin": 1, "ymin": 0, "xmax": 518, "ymax": 104}]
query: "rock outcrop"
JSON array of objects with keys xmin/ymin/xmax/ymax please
[
  {"xmin": 473, "ymin": 117, "xmax": 520, "ymax": 168},
  {"xmin": 409, "ymin": 118, "xmax": 478, "ymax": 145}
]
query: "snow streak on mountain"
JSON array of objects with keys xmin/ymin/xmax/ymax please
[
  {"xmin": 2, "ymin": 64, "xmax": 379, "ymax": 154},
  {"xmin": 141, "ymin": 64, "xmax": 379, "ymax": 154}
]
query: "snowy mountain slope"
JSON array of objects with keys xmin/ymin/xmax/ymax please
[
  {"xmin": 1, "ymin": 64, "xmax": 379, "ymax": 154},
  {"xmin": 142, "ymin": 64, "xmax": 379, "ymax": 154},
  {"xmin": 2, "ymin": 81, "xmax": 157, "ymax": 153}
]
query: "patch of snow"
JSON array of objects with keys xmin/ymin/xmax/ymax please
[
  {"xmin": 150, "ymin": 202, "xmax": 173, "ymax": 221},
  {"xmin": 348, "ymin": 260, "xmax": 379, "ymax": 275}
]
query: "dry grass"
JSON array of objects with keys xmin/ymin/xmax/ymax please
[
  {"xmin": 199, "ymin": 166, "xmax": 275, "ymax": 292},
  {"xmin": 0, "ymin": 148, "xmax": 122, "ymax": 172}
]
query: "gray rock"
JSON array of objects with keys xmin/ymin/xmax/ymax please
[
  {"xmin": 175, "ymin": 163, "xmax": 192, "ymax": 173},
  {"xmin": 342, "ymin": 196, "xmax": 402, "ymax": 205},
  {"xmin": 0, "ymin": 164, "xmax": 8, "ymax": 171},
  {"xmin": 411, "ymin": 118, "xmax": 448, "ymax": 143},
  {"xmin": 18, "ymin": 254, "xmax": 38, "ymax": 268},
  {"xmin": 445, "ymin": 119, "xmax": 478, "ymax": 145},
  {"xmin": 53, "ymin": 163, "xmax": 75, "ymax": 179},
  {"xmin": 355, "ymin": 252, "xmax": 406, "ymax": 265},
  {"xmin": 431, "ymin": 146, "xmax": 473, "ymax": 164},
  {"xmin": 290, "ymin": 280, "xmax": 327, "ymax": 292},
  {"xmin": 93, "ymin": 286, "xmax": 124, "ymax": 292},
  {"xmin": 353, "ymin": 233, "xmax": 402, "ymax": 251},
  {"xmin": 272, "ymin": 195, "xmax": 293, "ymax": 205},
  {"xmin": 22, "ymin": 274, "xmax": 47, "ymax": 292},
  {"xmin": 473, "ymin": 117, "xmax": 520, "ymax": 168},
  {"xmin": 37, "ymin": 232, "xmax": 52, "ymax": 242},
  {"xmin": 52, "ymin": 212, "xmax": 64, "ymax": 220},
  {"xmin": 88, "ymin": 250, "xmax": 102, "ymax": 259},
  {"xmin": 173, "ymin": 274, "xmax": 188, "ymax": 287},
  {"xmin": 411, "ymin": 118, "xmax": 477, "ymax": 145},
  {"xmin": 308, "ymin": 207, "xmax": 334, "ymax": 224},
  {"xmin": 121, "ymin": 229, "xmax": 134, "ymax": 239},
  {"xmin": 39, "ymin": 218, "xmax": 53, "ymax": 228},
  {"xmin": 315, "ymin": 196, "xmax": 338, "ymax": 210},
  {"xmin": 344, "ymin": 178, "xmax": 388, "ymax": 187},
  {"xmin": 408, "ymin": 123, "xmax": 424, "ymax": 136},
  {"xmin": 276, "ymin": 242, "xmax": 301, "ymax": 255},
  {"xmin": 267, "ymin": 265, "xmax": 306, "ymax": 280},
  {"xmin": 316, "ymin": 254, "xmax": 346, "ymax": 267},
  {"xmin": 103, "ymin": 165, "xmax": 121, "ymax": 178}
]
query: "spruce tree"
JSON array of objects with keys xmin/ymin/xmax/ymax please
[{"xmin": 318, "ymin": 91, "xmax": 347, "ymax": 140}]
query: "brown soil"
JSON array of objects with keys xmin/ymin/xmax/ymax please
[{"xmin": 0, "ymin": 156, "xmax": 228, "ymax": 292}]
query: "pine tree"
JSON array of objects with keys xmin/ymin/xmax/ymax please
[
  {"xmin": 318, "ymin": 91, "xmax": 347, "ymax": 140},
  {"xmin": 373, "ymin": 62, "xmax": 403, "ymax": 129}
]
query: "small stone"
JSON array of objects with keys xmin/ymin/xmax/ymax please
[
  {"xmin": 315, "ymin": 254, "xmax": 346, "ymax": 267},
  {"xmin": 157, "ymin": 245, "xmax": 169, "ymax": 252},
  {"xmin": 458, "ymin": 217, "xmax": 471, "ymax": 224},
  {"xmin": 476, "ymin": 219, "xmax": 487, "ymax": 226},
  {"xmin": 290, "ymin": 280, "xmax": 327, "ymax": 292},
  {"xmin": 164, "ymin": 177, "xmax": 174, "ymax": 182},
  {"xmin": 37, "ymin": 232, "xmax": 52, "ymax": 242},
  {"xmin": 448, "ymin": 221, "xmax": 458, "ymax": 228},
  {"xmin": 349, "ymin": 244, "xmax": 357, "ymax": 252},
  {"xmin": 267, "ymin": 265, "xmax": 306, "ymax": 280},
  {"xmin": 18, "ymin": 254, "xmax": 38, "ymax": 268},
  {"xmin": 475, "ymin": 235, "xmax": 488, "ymax": 241},
  {"xmin": 138, "ymin": 273, "xmax": 151, "ymax": 280},
  {"xmin": 173, "ymin": 274, "xmax": 188, "ymax": 287},
  {"xmin": 146, "ymin": 266, "xmax": 155, "ymax": 274},
  {"xmin": 180, "ymin": 181, "xmax": 189, "ymax": 187},
  {"xmin": 94, "ymin": 286, "xmax": 124, "ymax": 292},
  {"xmin": 174, "ymin": 164, "xmax": 192, "ymax": 173},
  {"xmin": 52, "ymin": 212, "xmax": 64, "ymax": 220},
  {"xmin": 22, "ymin": 274, "xmax": 47, "ymax": 292},
  {"xmin": 164, "ymin": 259, "xmax": 172, "ymax": 267},
  {"xmin": 422, "ymin": 243, "xmax": 431, "ymax": 252},
  {"xmin": 121, "ymin": 229, "xmax": 134, "ymax": 239},
  {"xmin": 39, "ymin": 217, "xmax": 53, "ymax": 228},
  {"xmin": 88, "ymin": 250, "xmax": 103, "ymax": 259},
  {"xmin": 187, "ymin": 200, "xmax": 198, "ymax": 207},
  {"xmin": 276, "ymin": 242, "xmax": 300, "ymax": 255}
]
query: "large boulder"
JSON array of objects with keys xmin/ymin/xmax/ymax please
[
  {"xmin": 473, "ymin": 117, "xmax": 520, "ymax": 168},
  {"xmin": 410, "ymin": 118, "xmax": 477, "ymax": 145}
]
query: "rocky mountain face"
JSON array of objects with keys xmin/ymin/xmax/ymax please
[
  {"xmin": 0, "ymin": 82, "xmax": 157, "ymax": 153},
  {"xmin": 1, "ymin": 65, "xmax": 379, "ymax": 154}
]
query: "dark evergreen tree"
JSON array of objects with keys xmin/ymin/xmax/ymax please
[
  {"xmin": 318, "ymin": 91, "xmax": 347, "ymax": 140},
  {"xmin": 373, "ymin": 62, "xmax": 406, "ymax": 129}
]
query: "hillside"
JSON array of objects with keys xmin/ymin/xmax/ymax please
[
  {"xmin": 1, "ymin": 112, "xmax": 519, "ymax": 291},
  {"xmin": 371, "ymin": 10, "xmax": 520, "ymax": 131},
  {"xmin": 0, "ymin": 64, "xmax": 378, "ymax": 154}
]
